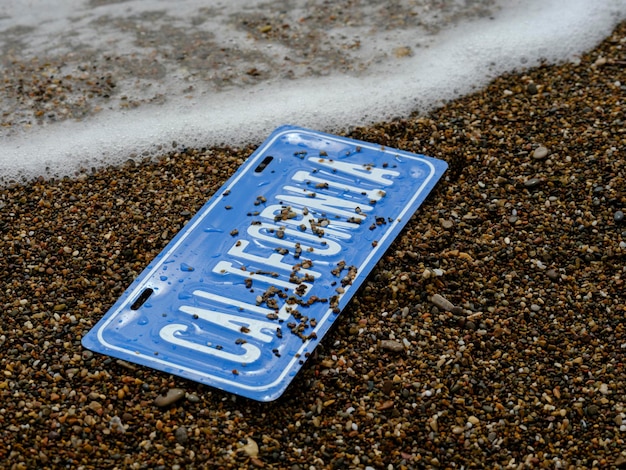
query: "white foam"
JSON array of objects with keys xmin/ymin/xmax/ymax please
[{"xmin": 1, "ymin": 0, "xmax": 625, "ymax": 183}]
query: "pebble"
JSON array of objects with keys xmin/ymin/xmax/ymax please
[
  {"xmin": 382, "ymin": 380, "xmax": 394, "ymax": 394},
  {"xmin": 527, "ymin": 82, "xmax": 538, "ymax": 94},
  {"xmin": 532, "ymin": 146, "xmax": 549, "ymax": 160},
  {"xmin": 615, "ymin": 210, "xmax": 624, "ymax": 223},
  {"xmin": 242, "ymin": 437, "xmax": 259, "ymax": 457},
  {"xmin": 546, "ymin": 269, "xmax": 559, "ymax": 281},
  {"xmin": 109, "ymin": 416, "xmax": 125, "ymax": 433},
  {"xmin": 380, "ymin": 339, "xmax": 404, "ymax": 352},
  {"xmin": 441, "ymin": 219, "xmax": 454, "ymax": 229},
  {"xmin": 154, "ymin": 388, "xmax": 185, "ymax": 407},
  {"xmin": 430, "ymin": 293, "xmax": 456, "ymax": 312},
  {"xmin": 523, "ymin": 177, "xmax": 542, "ymax": 188},
  {"xmin": 393, "ymin": 46, "xmax": 412, "ymax": 58},
  {"xmin": 186, "ymin": 393, "xmax": 201, "ymax": 403},
  {"xmin": 429, "ymin": 418, "xmax": 439, "ymax": 432},
  {"xmin": 175, "ymin": 426, "xmax": 188, "ymax": 445}
]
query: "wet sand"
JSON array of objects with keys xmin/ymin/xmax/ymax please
[{"xmin": 1, "ymin": 21, "xmax": 625, "ymax": 470}]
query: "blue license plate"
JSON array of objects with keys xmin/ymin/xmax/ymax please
[{"xmin": 81, "ymin": 125, "xmax": 447, "ymax": 401}]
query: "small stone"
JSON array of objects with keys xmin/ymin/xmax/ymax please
[
  {"xmin": 186, "ymin": 393, "xmax": 200, "ymax": 403},
  {"xmin": 468, "ymin": 416, "xmax": 480, "ymax": 425},
  {"xmin": 250, "ymin": 457, "xmax": 265, "ymax": 468},
  {"xmin": 380, "ymin": 339, "xmax": 404, "ymax": 352},
  {"xmin": 242, "ymin": 437, "xmax": 259, "ymax": 457},
  {"xmin": 115, "ymin": 359, "xmax": 137, "ymax": 370},
  {"xmin": 441, "ymin": 219, "xmax": 454, "ymax": 229},
  {"xmin": 175, "ymin": 426, "xmax": 188, "ymax": 445},
  {"xmin": 154, "ymin": 388, "xmax": 185, "ymax": 407},
  {"xmin": 109, "ymin": 416, "xmax": 125, "ymax": 433},
  {"xmin": 614, "ymin": 211, "xmax": 624, "ymax": 223},
  {"xmin": 88, "ymin": 401, "xmax": 102, "ymax": 412},
  {"xmin": 527, "ymin": 82, "xmax": 538, "ymax": 95},
  {"xmin": 524, "ymin": 178, "xmax": 542, "ymax": 188},
  {"xmin": 594, "ymin": 56, "xmax": 607, "ymax": 67},
  {"xmin": 533, "ymin": 146, "xmax": 549, "ymax": 160},
  {"xmin": 429, "ymin": 419, "xmax": 438, "ymax": 432},
  {"xmin": 393, "ymin": 46, "xmax": 412, "ymax": 58},
  {"xmin": 377, "ymin": 400, "xmax": 394, "ymax": 410},
  {"xmin": 530, "ymin": 304, "xmax": 541, "ymax": 312},
  {"xmin": 452, "ymin": 425, "xmax": 464, "ymax": 434},
  {"xmin": 320, "ymin": 358, "xmax": 335, "ymax": 368},
  {"xmin": 430, "ymin": 293, "xmax": 455, "ymax": 312},
  {"xmin": 585, "ymin": 404, "xmax": 599, "ymax": 416},
  {"xmin": 546, "ymin": 269, "xmax": 559, "ymax": 281}
]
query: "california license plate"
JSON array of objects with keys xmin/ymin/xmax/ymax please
[{"xmin": 82, "ymin": 125, "xmax": 447, "ymax": 401}]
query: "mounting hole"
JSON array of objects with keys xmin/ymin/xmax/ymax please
[
  {"xmin": 254, "ymin": 155, "xmax": 273, "ymax": 173},
  {"xmin": 130, "ymin": 288, "xmax": 154, "ymax": 310}
]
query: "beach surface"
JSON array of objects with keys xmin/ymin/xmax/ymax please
[{"xmin": 1, "ymin": 20, "xmax": 626, "ymax": 470}]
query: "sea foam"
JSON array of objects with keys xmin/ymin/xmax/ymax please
[{"xmin": 1, "ymin": 0, "xmax": 625, "ymax": 183}]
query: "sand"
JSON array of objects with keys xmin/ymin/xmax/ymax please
[{"xmin": 0, "ymin": 21, "xmax": 625, "ymax": 470}]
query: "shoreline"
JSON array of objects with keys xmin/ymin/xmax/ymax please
[{"xmin": 1, "ymin": 21, "xmax": 625, "ymax": 469}]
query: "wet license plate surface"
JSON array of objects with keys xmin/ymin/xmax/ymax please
[{"xmin": 82, "ymin": 125, "xmax": 447, "ymax": 401}]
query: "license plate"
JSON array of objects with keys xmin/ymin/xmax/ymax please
[{"xmin": 81, "ymin": 125, "xmax": 447, "ymax": 401}]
